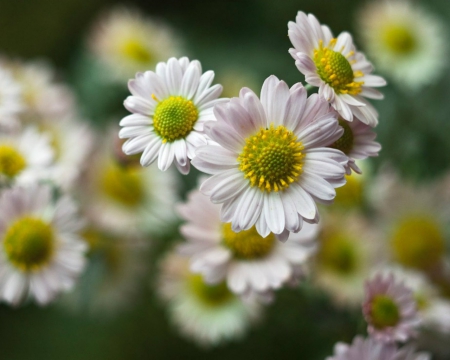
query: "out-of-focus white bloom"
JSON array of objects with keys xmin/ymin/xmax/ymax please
[
  {"xmin": 0, "ymin": 65, "xmax": 23, "ymax": 130},
  {"xmin": 0, "ymin": 127, "xmax": 54, "ymax": 186},
  {"xmin": 120, "ymin": 57, "xmax": 226, "ymax": 174},
  {"xmin": 89, "ymin": 7, "xmax": 181, "ymax": 81},
  {"xmin": 193, "ymin": 76, "xmax": 347, "ymax": 241},
  {"xmin": 0, "ymin": 185, "xmax": 87, "ymax": 306},
  {"xmin": 288, "ymin": 12, "xmax": 386, "ymax": 126},
  {"xmin": 326, "ymin": 336, "xmax": 430, "ymax": 360},
  {"xmin": 156, "ymin": 251, "xmax": 262, "ymax": 347},
  {"xmin": 357, "ymin": 0, "xmax": 447, "ymax": 90},
  {"xmin": 363, "ymin": 272, "xmax": 420, "ymax": 343},
  {"xmin": 177, "ymin": 188, "xmax": 318, "ymax": 299}
]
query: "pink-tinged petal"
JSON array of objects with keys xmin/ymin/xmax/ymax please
[
  {"xmin": 260, "ymin": 75, "xmax": 279, "ymax": 123},
  {"xmin": 200, "ymin": 168, "xmax": 243, "ymax": 196},
  {"xmin": 280, "ymin": 191, "xmax": 300, "ymax": 233},
  {"xmin": 360, "ymin": 87, "xmax": 384, "ymax": 100},
  {"xmin": 299, "ymin": 172, "xmax": 335, "ymax": 201},
  {"xmin": 196, "ymin": 84, "xmax": 223, "ymax": 108},
  {"xmin": 124, "ymin": 96, "xmax": 154, "ymax": 116},
  {"xmin": 234, "ymin": 186, "xmax": 263, "ymax": 231},
  {"xmin": 143, "ymin": 71, "xmax": 169, "ymax": 99},
  {"xmin": 307, "ymin": 13, "xmax": 324, "ymax": 44},
  {"xmin": 270, "ymin": 80, "xmax": 290, "ymax": 126},
  {"xmin": 173, "ymin": 139, "xmax": 187, "ymax": 166},
  {"xmin": 180, "ymin": 60, "xmax": 201, "ymax": 100},
  {"xmin": 210, "ymin": 172, "xmax": 248, "ymax": 204},
  {"xmin": 243, "ymin": 91, "xmax": 267, "ymax": 129},
  {"xmin": 294, "ymin": 54, "xmax": 317, "ymax": 76},
  {"xmin": 140, "ymin": 136, "xmax": 163, "ymax": 166},
  {"xmin": 284, "ymin": 85, "xmax": 307, "ymax": 130},
  {"xmin": 297, "ymin": 117, "xmax": 342, "ymax": 149},
  {"xmin": 204, "ymin": 122, "xmax": 245, "ymax": 153},
  {"xmin": 334, "ymin": 32, "xmax": 353, "ymax": 55},
  {"xmin": 263, "ymin": 192, "xmax": 285, "ymax": 234},
  {"xmin": 122, "ymin": 134, "xmax": 154, "ymax": 155},
  {"xmin": 303, "ymin": 157, "xmax": 345, "ymax": 180},
  {"xmin": 339, "ymin": 94, "xmax": 366, "ymax": 107},
  {"xmin": 287, "ymin": 183, "xmax": 317, "ymax": 220},
  {"xmin": 221, "ymin": 198, "xmax": 239, "ymax": 223},
  {"xmin": 194, "ymin": 70, "xmax": 215, "ymax": 102},
  {"xmin": 333, "ymin": 95, "xmax": 353, "ymax": 121},
  {"xmin": 195, "ymin": 146, "xmax": 238, "ymax": 166},
  {"xmin": 120, "ymin": 114, "xmax": 151, "ymax": 126},
  {"xmin": 157, "ymin": 142, "xmax": 175, "ymax": 171},
  {"xmin": 361, "ymin": 75, "xmax": 387, "ymax": 87},
  {"xmin": 255, "ymin": 210, "xmax": 271, "ymax": 238}
]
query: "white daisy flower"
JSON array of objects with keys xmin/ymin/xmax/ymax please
[
  {"xmin": 89, "ymin": 6, "xmax": 181, "ymax": 81},
  {"xmin": 156, "ymin": 251, "xmax": 262, "ymax": 347},
  {"xmin": 0, "ymin": 65, "xmax": 23, "ymax": 130},
  {"xmin": 192, "ymin": 75, "xmax": 347, "ymax": 240},
  {"xmin": 0, "ymin": 185, "xmax": 87, "ymax": 306},
  {"xmin": 119, "ymin": 57, "xmax": 226, "ymax": 174},
  {"xmin": 326, "ymin": 336, "xmax": 430, "ymax": 360},
  {"xmin": 357, "ymin": 0, "xmax": 447, "ymax": 90},
  {"xmin": 177, "ymin": 188, "xmax": 318, "ymax": 299},
  {"xmin": 329, "ymin": 118, "xmax": 381, "ymax": 174},
  {"xmin": 363, "ymin": 272, "xmax": 420, "ymax": 343},
  {"xmin": 0, "ymin": 127, "xmax": 54, "ymax": 186},
  {"xmin": 288, "ymin": 11, "xmax": 386, "ymax": 126}
]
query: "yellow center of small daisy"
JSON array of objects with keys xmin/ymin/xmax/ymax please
[
  {"xmin": 382, "ymin": 25, "xmax": 416, "ymax": 55},
  {"xmin": 334, "ymin": 174, "xmax": 364, "ymax": 209},
  {"xmin": 121, "ymin": 39, "xmax": 153, "ymax": 63},
  {"xmin": 330, "ymin": 119, "xmax": 354, "ymax": 155},
  {"xmin": 222, "ymin": 223, "xmax": 275, "ymax": 260},
  {"xmin": 313, "ymin": 39, "xmax": 363, "ymax": 95},
  {"xmin": 153, "ymin": 96, "xmax": 199, "ymax": 143},
  {"xmin": 101, "ymin": 163, "xmax": 145, "ymax": 207},
  {"xmin": 370, "ymin": 295, "xmax": 401, "ymax": 329},
  {"xmin": 0, "ymin": 145, "xmax": 26, "ymax": 178},
  {"xmin": 238, "ymin": 124, "xmax": 304, "ymax": 193},
  {"xmin": 3, "ymin": 217, "xmax": 55, "ymax": 271},
  {"xmin": 391, "ymin": 216, "xmax": 445, "ymax": 270},
  {"xmin": 318, "ymin": 233, "xmax": 358, "ymax": 275},
  {"xmin": 189, "ymin": 274, "xmax": 234, "ymax": 306}
]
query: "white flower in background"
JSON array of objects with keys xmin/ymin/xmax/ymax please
[
  {"xmin": 326, "ymin": 336, "xmax": 430, "ymax": 360},
  {"xmin": 0, "ymin": 185, "xmax": 87, "ymax": 306},
  {"xmin": 357, "ymin": 0, "xmax": 446, "ymax": 90},
  {"xmin": 329, "ymin": 118, "xmax": 381, "ymax": 174},
  {"xmin": 0, "ymin": 66, "xmax": 23, "ymax": 130},
  {"xmin": 120, "ymin": 57, "xmax": 226, "ymax": 174},
  {"xmin": 156, "ymin": 251, "xmax": 262, "ymax": 347},
  {"xmin": 83, "ymin": 131, "xmax": 179, "ymax": 235},
  {"xmin": 177, "ymin": 188, "xmax": 318, "ymax": 299},
  {"xmin": 192, "ymin": 76, "xmax": 347, "ymax": 241},
  {"xmin": 363, "ymin": 272, "xmax": 420, "ymax": 343},
  {"xmin": 313, "ymin": 212, "xmax": 381, "ymax": 307},
  {"xmin": 0, "ymin": 127, "xmax": 54, "ymax": 186},
  {"xmin": 89, "ymin": 6, "xmax": 181, "ymax": 81},
  {"xmin": 288, "ymin": 11, "xmax": 386, "ymax": 126}
]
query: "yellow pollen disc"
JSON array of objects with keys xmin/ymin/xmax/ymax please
[
  {"xmin": 238, "ymin": 124, "xmax": 304, "ymax": 193},
  {"xmin": 189, "ymin": 274, "xmax": 233, "ymax": 306},
  {"xmin": 334, "ymin": 174, "xmax": 364, "ymax": 209},
  {"xmin": 222, "ymin": 223, "xmax": 275, "ymax": 260},
  {"xmin": 153, "ymin": 96, "xmax": 199, "ymax": 143},
  {"xmin": 391, "ymin": 216, "xmax": 445, "ymax": 270},
  {"xmin": 121, "ymin": 39, "xmax": 153, "ymax": 63},
  {"xmin": 101, "ymin": 163, "xmax": 145, "ymax": 207},
  {"xmin": 370, "ymin": 295, "xmax": 401, "ymax": 329},
  {"xmin": 318, "ymin": 232, "xmax": 359, "ymax": 275},
  {"xmin": 3, "ymin": 217, "xmax": 55, "ymax": 271},
  {"xmin": 330, "ymin": 119, "xmax": 354, "ymax": 155},
  {"xmin": 313, "ymin": 39, "xmax": 363, "ymax": 95},
  {"xmin": 0, "ymin": 145, "xmax": 26, "ymax": 178},
  {"xmin": 382, "ymin": 25, "xmax": 416, "ymax": 55}
]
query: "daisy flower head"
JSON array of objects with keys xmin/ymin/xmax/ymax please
[
  {"xmin": 177, "ymin": 187, "xmax": 318, "ymax": 299},
  {"xmin": 192, "ymin": 75, "xmax": 347, "ymax": 240},
  {"xmin": 288, "ymin": 12, "xmax": 386, "ymax": 126},
  {"xmin": 120, "ymin": 57, "xmax": 226, "ymax": 174},
  {"xmin": 156, "ymin": 251, "xmax": 262, "ymax": 347},
  {"xmin": 363, "ymin": 272, "xmax": 420, "ymax": 343},
  {"xmin": 0, "ymin": 184, "xmax": 87, "ymax": 306},
  {"xmin": 357, "ymin": 0, "xmax": 447, "ymax": 91},
  {"xmin": 89, "ymin": 6, "xmax": 181, "ymax": 82}
]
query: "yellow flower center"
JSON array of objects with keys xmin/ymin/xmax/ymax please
[
  {"xmin": 101, "ymin": 163, "xmax": 145, "ymax": 207},
  {"xmin": 370, "ymin": 295, "xmax": 401, "ymax": 329},
  {"xmin": 318, "ymin": 232, "xmax": 358, "ymax": 275},
  {"xmin": 189, "ymin": 274, "xmax": 234, "ymax": 306},
  {"xmin": 382, "ymin": 25, "xmax": 416, "ymax": 55},
  {"xmin": 313, "ymin": 39, "xmax": 363, "ymax": 95},
  {"xmin": 153, "ymin": 96, "xmax": 199, "ymax": 143},
  {"xmin": 0, "ymin": 145, "xmax": 26, "ymax": 178},
  {"xmin": 3, "ymin": 217, "xmax": 55, "ymax": 271},
  {"xmin": 330, "ymin": 119, "xmax": 354, "ymax": 155},
  {"xmin": 334, "ymin": 174, "xmax": 364, "ymax": 209},
  {"xmin": 121, "ymin": 39, "xmax": 153, "ymax": 63},
  {"xmin": 238, "ymin": 124, "xmax": 304, "ymax": 193},
  {"xmin": 222, "ymin": 223, "xmax": 275, "ymax": 260},
  {"xmin": 391, "ymin": 216, "xmax": 445, "ymax": 270}
]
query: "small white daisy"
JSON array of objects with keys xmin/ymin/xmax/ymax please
[
  {"xmin": 89, "ymin": 6, "xmax": 181, "ymax": 81},
  {"xmin": 156, "ymin": 251, "xmax": 261, "ymax": 347},
  {"xmin": 0, "ymin": 127, "xmax": 54, "ymax": 186},
  {"xmin": 363, "ymin": 272, "xmax": 420, "ymax": 343},
  {"xmin": 288, "ymin": 11, "xmax": 386, "ymax": 126},
  {"xmin": 177, "ymin": 187, "xmax": 318, "ymax": 299},
  {"xmin": 357, "ymin": 0, "xmax": 447, "ymax": 90},
  {"xmin": 192, "ymin": 75, "xmax": 347, "ymax": 240},
  {"xmin": 0, "ymin": 65, "xmax": 23, "ymax": 130},
  {"xmin": 119, "ymin": 57, "xmax": 226, "ymax": 174},
  {"xmin": 0, "ymin": 185, "xmax": 87, "ymax": 306}
]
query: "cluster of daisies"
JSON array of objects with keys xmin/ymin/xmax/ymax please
[{"xmin": 1, "ymin": 1, "xmax": 449, "ymax": 359}]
